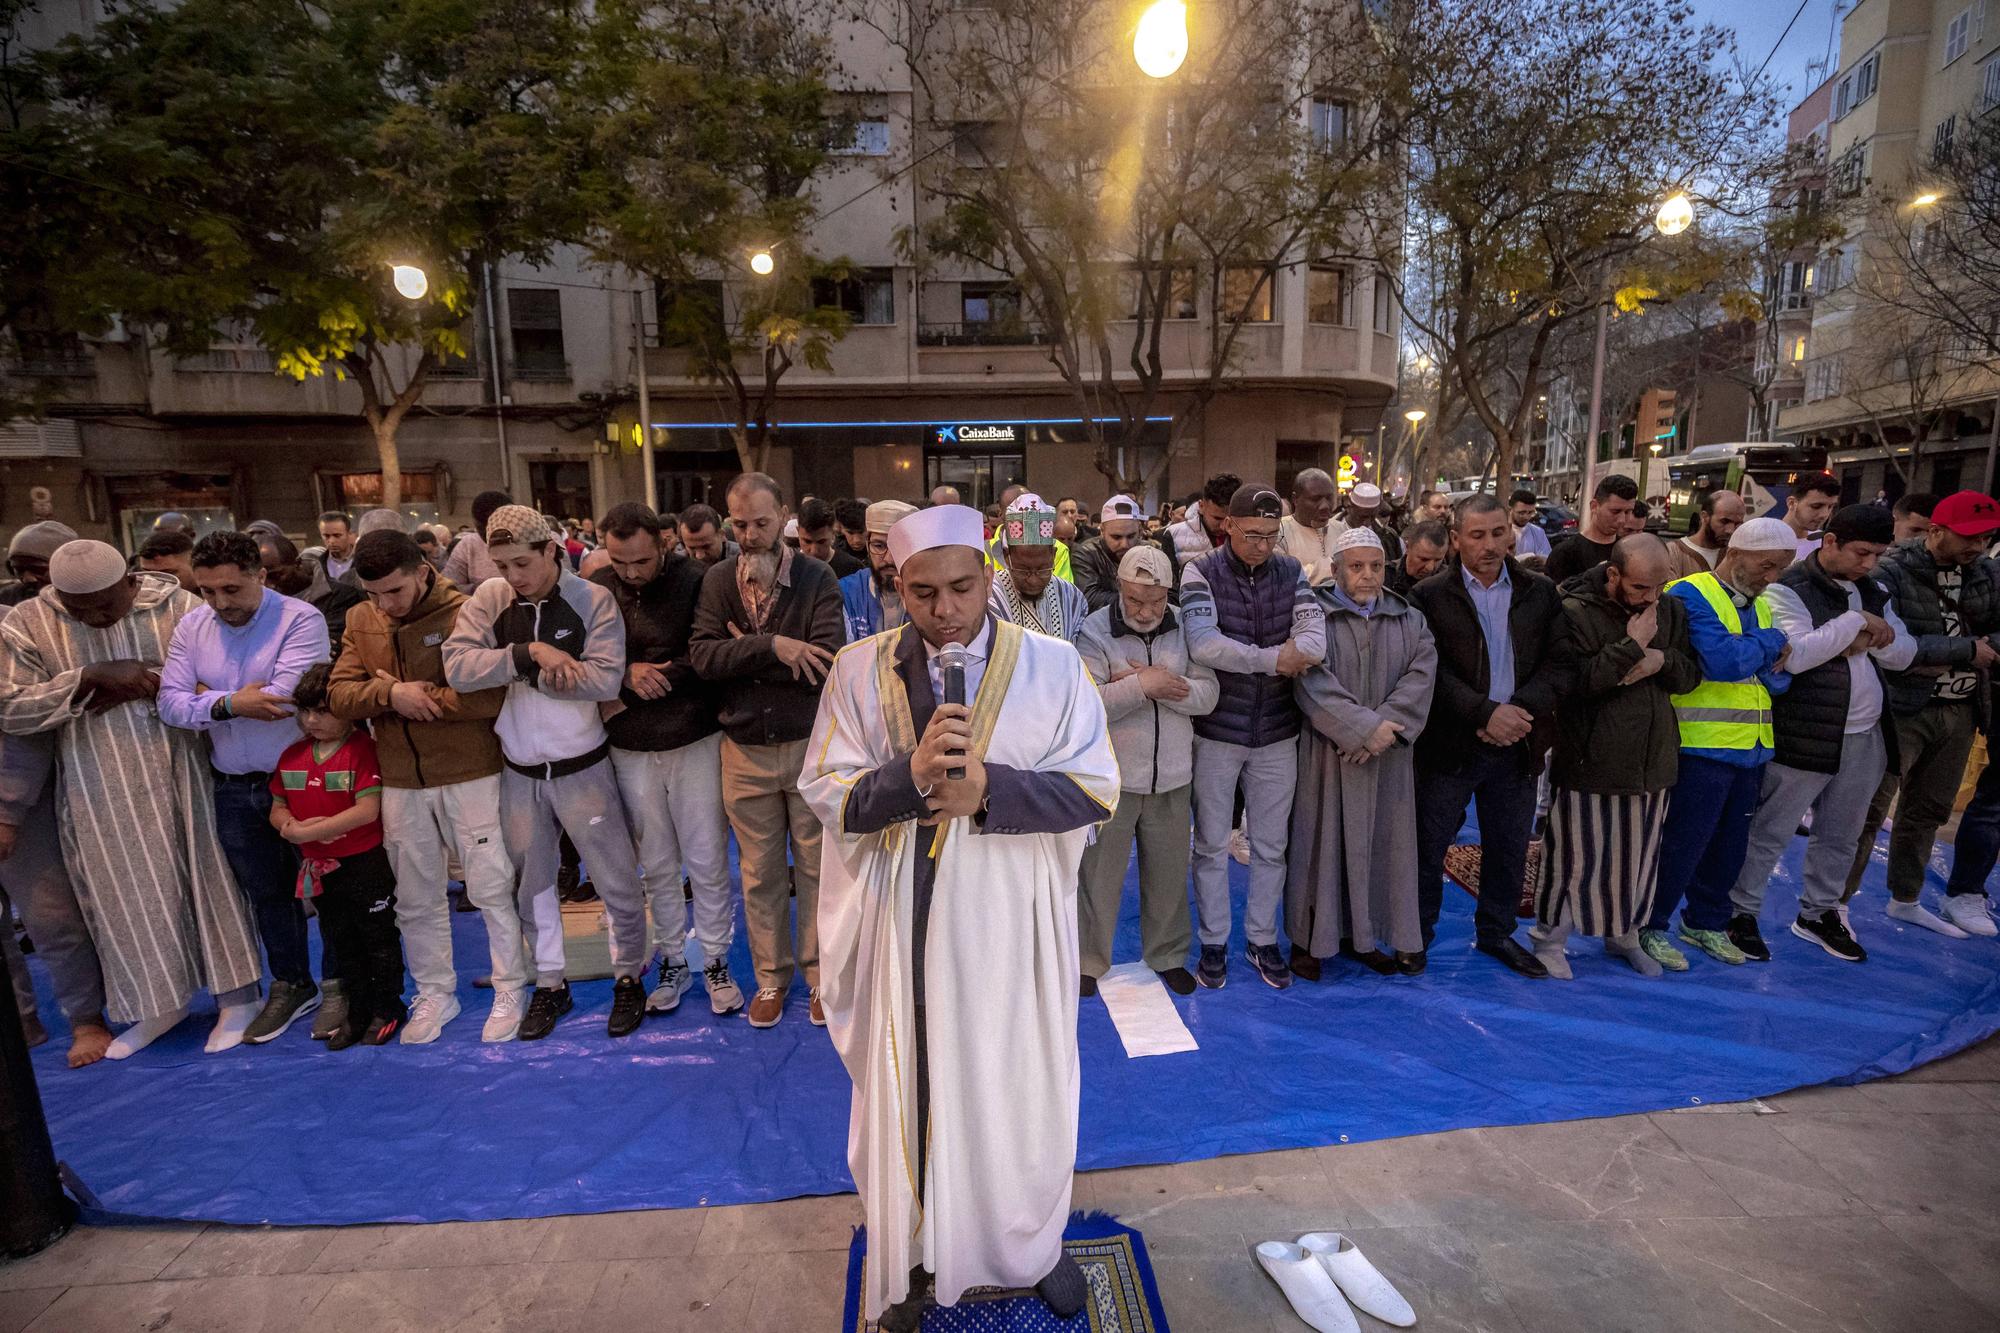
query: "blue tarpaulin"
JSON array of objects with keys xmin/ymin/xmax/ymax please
[{"xmin": 21, "ymin": 828, "xmax": 2000, "ymax": 1226}]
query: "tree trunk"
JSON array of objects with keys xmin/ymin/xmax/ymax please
[{"xmin": 373, "ymin": 417, "xmax": 403, "ymax": 510}]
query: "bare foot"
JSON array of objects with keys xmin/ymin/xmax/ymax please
[{"xmin": 68, "ymin": 1021, "xmax": 114, "ymax": 1068}]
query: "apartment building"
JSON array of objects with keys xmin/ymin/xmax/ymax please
[
  {"xmin": 1, "ymin": 6, "xmax": 1396, "ymax": 547},
  {"xmin": 1775, "ymin": 0, "xmax": 2000, "ymax": 501}
]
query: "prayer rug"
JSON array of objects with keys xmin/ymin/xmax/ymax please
[
  {"xmin": 840, "ymin": 1214, "xmax": 1171, "ymax": 1333},
  {"xmin": 1442, "ymin": 837, "xmax": 1545, "ymax": 916}
]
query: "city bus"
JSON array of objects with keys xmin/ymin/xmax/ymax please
[{"xmin": 1663, "ymin": 442, "xmax": 1830, "ymax": 534}]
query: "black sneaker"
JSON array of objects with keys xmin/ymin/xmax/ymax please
[
  {"xmin": 244, "ymin": 980, "xmax": 320, "ymax": 1044},
  {"xmin": 518, "ymin": 984, "xmax": 573, "ymax": 1041},
  {"xmin": 1248, "ymin": 942, "xmax": 1293, "ymax": 990},
  {"xmin": 1792, "ymin": 911, "xmax": 1867, "ymax": 962},
  {"xmin": 1289, "ymin": 945, "xmax": 1322, "ymax": 982},
  {"xmin": 1155, "ymin": 966, "xmax": 1196, "ymax": 996},
  {"xmin": 1728, "ymin": 913, "xmax": 1772, "ymax": 962},
  {"xmin": 607, "ymin": 977, "xmax": 646, "ymax": 1037},
  {"xmin": 1196, "ymin": 944, "xmax": 1227, "ymax": 989}
]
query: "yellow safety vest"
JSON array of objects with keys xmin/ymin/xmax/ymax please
[{"xmin": 1667, "ymin": 571, "xmax": 1775, "ymax": 752}]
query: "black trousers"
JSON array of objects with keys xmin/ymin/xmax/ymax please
[
  {"xmin": 314, "ymin": 847, "xmax": 406, "ymax": 1029},
  {"xmin": 1415, "ymin": 748, "xmax": 1535, "ymax": 949}
]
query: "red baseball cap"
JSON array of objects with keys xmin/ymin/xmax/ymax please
[{"xmin": 1931, "ymin": 491, "xmax": 2000, "ymax": 537}]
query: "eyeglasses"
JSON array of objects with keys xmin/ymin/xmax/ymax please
[
  {"xmin": 866, "ymin": 539, "xmax": 891, "ymax": 555},
  {"xmin": 1234, "ymin": 530, "xmax": 1279, "ymax": 546}
]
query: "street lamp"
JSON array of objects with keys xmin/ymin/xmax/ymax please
[
  {"xmin": 1403, "ymin": 408, "xmax": 1427, "ymax": 424},
  {"xmin": 1911, "ymin": 191, "xmax": 1941, "ymax": 208},
  {"xmin": 1134, "ymin": 0, "xmax": 1188, "ymax": 79},
  {"xmin": 748, "ymin": 249, "xmax": 776, "ymax": 277},
  {"xmin": 391, "ymin": 264, "xmax": 429, "ymax": 300},
  {"xmin": 1655, "ymin": 193, "xmax": 1694, "ymax": 237}
]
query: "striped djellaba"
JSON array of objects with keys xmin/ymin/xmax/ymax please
[{"xmin": 1535, "ymin": 788, "xmax": 1670, "ymax": 939}]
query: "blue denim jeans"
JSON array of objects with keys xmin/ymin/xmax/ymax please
[
  {"xmin": 212, "ymin": 773, "xmax": 329, "ymax": 987},
  {"xmin": 1946, "ymin": 759, "xmax": 2000, "ymax": 900},
  {"xmin": 1650, "ymin": 754, "xmax": 1764, "ymax": 934}
]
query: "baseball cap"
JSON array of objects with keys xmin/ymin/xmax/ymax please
[
  {"xmin": 1227, "ymin": 482, "xmax": 1283, "ymax": 519},
  {"xmin": 1117, "ymin": 545, "xmax": 1174, "ymax": 587},
  {"xmin": 483, "ymin": 504, "xmax": 555, "ymax": 550},
  {"xmin": 1101, "ymin": 495, "xmax": 1143, "ymax": 523},
  {"xmin": 1930, "ymin": 490, "xmax": 2000, "ymax": 537}
]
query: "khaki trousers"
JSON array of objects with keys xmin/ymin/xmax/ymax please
[
  {"xmin": 1075, "ymin": 785, "xmax": 1194, "ymax": 977},
  {"xmin": 721, "ymin": 737, "xmax": 821, "ymax": 991}
]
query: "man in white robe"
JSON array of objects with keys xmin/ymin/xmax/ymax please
[{"xmin": 802, "ymin": 505, "xmax": 1120, "ymax": 1330}]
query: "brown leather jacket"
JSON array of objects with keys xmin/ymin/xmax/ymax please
[{"xmin": 328, "ymin": 572, "xmax": 505, "ymax": 789}]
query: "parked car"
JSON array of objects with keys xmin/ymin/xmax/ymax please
[{"xmin": 1534, "ymin": 500, "xmax": 1577, "ymax": 535}]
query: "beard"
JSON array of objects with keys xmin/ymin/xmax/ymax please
[{"xmin": 741, "ymin": 548, "xmax": 781, "ymax": 589}]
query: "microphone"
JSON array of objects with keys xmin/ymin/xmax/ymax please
[{"xmin": 937, "ymin": 642, "xmax": 967, "ymax": 780}]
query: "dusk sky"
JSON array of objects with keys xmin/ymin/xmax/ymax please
[{"xmin": 1691, "ymin": 0, "xmax": 1843, "ymax": 103}]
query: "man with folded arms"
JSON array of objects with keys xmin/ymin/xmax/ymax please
[
  {"xmin": 443, "ymin": 505, "xmax": 651, "ymax": 1040},
  {"xmin": 330, "ymin": 529, "xmax": 529, "ymax": 1042}
]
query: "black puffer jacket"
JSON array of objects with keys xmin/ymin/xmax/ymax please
[{"xmin": 1874, "ymin": 538, "xmax": 2000, "ymax": 721}]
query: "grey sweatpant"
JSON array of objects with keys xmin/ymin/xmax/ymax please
[
  {"xmin": 1734, "ymin": 728, "xmax": 1888, "ymax": 920},
  {"xmin": 1076, "ymin": 784, "xmax": 1195, "ymax": 976},
  {"xmin": 500, "ymin": 758, "xmax": 648, "ymax": 985},
  {"xmin": 1, "ymin": 786, "xmax": 105, "ymax": 1030},
  {"xmin": 1191, "ymin": 737, "xmax": 1295, "ymax": 947}
]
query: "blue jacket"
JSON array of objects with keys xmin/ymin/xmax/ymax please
[
  {"xmin": 1668, "ymin": 577, "xmax": 1791, "ymax": 768},
  {"xmin": 840, "ymin": 567, "xmax": 897, "ymax": 642}
]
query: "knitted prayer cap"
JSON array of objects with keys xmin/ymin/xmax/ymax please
[
  {"xmin": 48, "ymin": 539, "xmax": 127, "ymax": 594},
  {"xmin": 865, "ymin": 500, "xmax": 916, "ymax": 535},
  {"xmin": 1334, "ymin": 526, "xmax": 1384, "ymax": 553},
  {"xmin": 1730, "ymin": 516, "xmax": 1797, "ymax": 553}
]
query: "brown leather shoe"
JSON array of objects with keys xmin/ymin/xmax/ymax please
[
  {"xmin": 747, "ymin": 987, "xmax": 785, "ymax": 1028},
  {"xmin": 808, "ymin": 988, "xmax": 826, "ymax": 1026}
]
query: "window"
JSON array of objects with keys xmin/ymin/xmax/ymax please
[
  {"xmin": 1819, "ymin": 246, "xmax": 1852, "ymax": 292},
  {"xmin": 1984, "ymin": 57, "xmax": 2000, "ymax": 111},
  {"xmin": 811, "ymin": 268, "xmax": 896, "ymax": 324},
  {"xmin": 837, "ymin": 119, "xmax": 892, "ymax": 156},
  {"xmin": 1947, "ymin": 9, "xmax": 1971, "ymax": 65},
  {"xmin": 1834, "ymin": 76, "xmax": 1851, "ymax": 119},
  {"xmin": 961, "ymin": 282, "xmax": 1023, "ymax": 327},
  {"xmin": 1308, "ymin": 97, "xmax": 1349, "ymax": 150},
  {"xmin": 1790, "ymin": 335, "xmax": 1807, "ymax": 364},
  {"xmin": 1306, "ymin": 266, "xmax": 1349, "ymax": 324},
  {"xmin": 1123, "ymin": 265, "xmax": 1197, "ymax": 320},
  {"xmin": 952, "ymin": 122, "xmax": 1008, "ymax": 167},
  {"xmin": 1806, "ymin": 356, "xmax": 1844, "ymax": 402},
  {"xmin": 1373, "ymin": 274, "xmax": 1395, "ymax": 333},
  {"xmin": 1855, "ymin": 53, "xmax": 1878, "ymax": 103},
  {"xmin": 1936, "ymin": 115, "xmax": 1958, "ymax": 164},
  {"xmin": 1221, "ymin": 266, "xmax": 1276, "ymax": 323},
  {"xmin": 506, "ymin": 288, "xmax": 566, "ymax": 378}
]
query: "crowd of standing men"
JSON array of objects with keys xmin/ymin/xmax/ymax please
[{"xmin": 2, "ymin": 461, "xmax": 1998, "ymax": 1069}]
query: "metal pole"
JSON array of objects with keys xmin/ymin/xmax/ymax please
[
  {"xmin": 482, "ymin": 262, "xmax": 510, "ymax": 493},
  {"xmin": 1583, "ymin": 299, "xmax": 1610, "ymax": 504},
  {"xmin": 0, "ymin": 962, "xmax": 74, "ymax": 1258},
  {"xmin": 633, "ymin": 289, "xmax": 656, "ymax": 511}
]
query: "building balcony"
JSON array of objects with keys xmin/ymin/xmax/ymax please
[{"xmin": 916, "ymin": 320, "xmax": 1052, "ymax": 348}]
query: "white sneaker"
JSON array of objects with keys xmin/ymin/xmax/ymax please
[
  {"xmin": 1942, "ymin": 895, "xmax": 1999, "ymax": 938},
  {"xmin": 704, "ymin": 958, "xmax": 745, "ymax": 1015},
  {"xmin": 1886, "ymin": 899, "xmax": 1971, "ymax": 939},
  {"xmin": 648, "ymin": 957, "xmax": 692, "ymax": 1014},
  {"xmin": 1298, "ymin": 1233, "xmax": 1416, "ymax": 1327},
  {"xmin": 482, "ymin": 989, "xmax": 526, "ymax": 1042},
  {"xmin": 1254, "ymin": 1241, "xmax": 1359, "ymax": 1333},
  {"xmin": 401, "ymin": 993, "xmax": 461, "ymax": 1045}
]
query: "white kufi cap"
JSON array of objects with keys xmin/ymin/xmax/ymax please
[
  {"xmin": 1730, "ymin": 516, "xmax": 1798, "ymax": 553},
  {"xmin": 48, "ymin": 540, "xmax": 128, "ymax": 595},
  {"xmin": 1334, "ymin": 526, "xmax": 1384, "ymax": 554},
  {"xmin": 887, "ymin": 504, "xmax": 986, "ymax": 570}
]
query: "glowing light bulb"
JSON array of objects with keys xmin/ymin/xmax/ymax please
[
  {"xmin": 1134, "ymin": 0, "xmax": 1188, "ymax": 79},
  {"xmin": 1912, "ymin": 192, "xmax": 1941, "ymax": 207},
  {"xmin": 749, "ymin": 250, "xmax": 776, "ymax": 276},
  {"xmin": 1404, "ymin": 409, "xmax": 1427, "ymax": 423},
  {"xmin": 391, "ymin": 264, "xmax": 429, "ymax": 300},
  {"xmin": 1655, "ymin": 193, "xmax": 1694, "ymax": 237}
]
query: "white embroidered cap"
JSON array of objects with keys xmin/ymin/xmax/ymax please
[{"xmin": 886, "ymin": 504, "xmax": 986, "ymax": 570}]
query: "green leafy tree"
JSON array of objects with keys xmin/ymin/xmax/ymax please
[
  {"xmin": 34, "ymin": 0, "xmax": 609, "ymax": 506},
  {"xmin": 591, "ymin": 0, "xmax": 853, "ymax": 473}
]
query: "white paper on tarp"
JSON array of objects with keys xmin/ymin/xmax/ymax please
[{"xmin": 1096, "ymin": 961, "xmax": 1200, "ymax": 1058}]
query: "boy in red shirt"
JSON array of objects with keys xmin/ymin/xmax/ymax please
[{"xmin": 269, "ymin": 663, "xmax": 407, "ymax": 1047}]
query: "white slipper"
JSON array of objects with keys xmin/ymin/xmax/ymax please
[
  {"xmin": 1254, "ymin": 1240, "xmax": 1359, "ymax": 1333},
  {"xmin": 1298, "ymin": 1232, "xmax": 1416, "ymax": 1327}
]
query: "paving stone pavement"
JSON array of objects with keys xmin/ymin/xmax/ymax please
[{"xmin": 6, "ymin": 1035, "xmax": 2000, "ymax": 1332}]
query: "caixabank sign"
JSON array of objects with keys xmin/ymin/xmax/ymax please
[{"xmin": 934, "ymin": 423, "xmax": 1020, "ymax": 446}]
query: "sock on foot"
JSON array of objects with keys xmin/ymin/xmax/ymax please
[
  {"xmin": 205, "ymin": 1001, "xmax": 259, "ymax": 1054},
  {"xmin": 1607, "ymin": 937, "xmax": 1664, "ymax": 977},
  {"xmin": 1533, "ymin": 946, "xmax": 1573, "ymax": 980},
  {"xmin": 105, "ymin": 1007, "xmax": 188, "ymax": 1060},
  {"xmin": 1886, "ymin": 899, "xmax": 1970, "ymax": 939}
]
